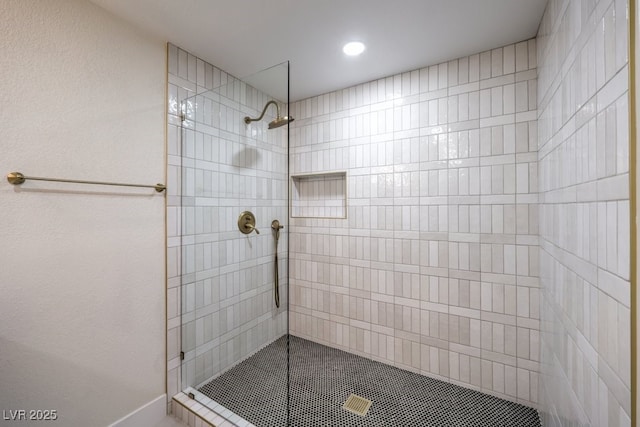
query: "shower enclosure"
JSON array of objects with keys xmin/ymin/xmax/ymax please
[
  {"xmin": 173, "ymin": 49, "xmax": 542, "ymax": 427},
  {"xmin": 178, "ymin": 61, "xmax": 291, "ymax": 424}
]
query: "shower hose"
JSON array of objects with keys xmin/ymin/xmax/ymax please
[{"xmin": 272, "ymin": 220, "xmax": 283, "ymax": 308}]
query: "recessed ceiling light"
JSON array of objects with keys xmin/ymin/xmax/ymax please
[{"xmin": 343, "ymin": 41, "xmax": 365, "ymax": 56}]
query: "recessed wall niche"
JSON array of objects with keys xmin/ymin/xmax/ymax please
[{"xmin": 290, "ymin": 172, "xmax": 347, "ymax": 219}]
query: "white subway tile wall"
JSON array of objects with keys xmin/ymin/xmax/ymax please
[
  {"xmin": 166, "ymin": 44, "xmax": 289, "ymax": 407},
  {"xmin": 537, "ymin": 0, "xmax": 630, "ymax": 426},
  {"xmin": 289, "ymin": 39, "xmax": 540, "ymax": 408}
]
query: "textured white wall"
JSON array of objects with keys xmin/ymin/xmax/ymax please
[{"xmin": 0, "ymin": 0, "xmax": 166, "ymax": 425}]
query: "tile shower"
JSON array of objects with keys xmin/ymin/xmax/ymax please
[
  {"xmin": 538, "ymin": 0, "xmax": 631, "ymax": 425},
  {"xmin": 166, "ymin": 0, "xmax": 632, "ymax": 425},
  {"xmin": 166, "ymin": 49, "xmax": 289, "ymax": 398},
  {"xmin": 289, "ymin": 38, "xmax": 540, "ymax": 408}
]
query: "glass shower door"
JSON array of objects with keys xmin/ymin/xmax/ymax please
[{"xmin": 179, "ymin": 62, "xmax": 290, "ymax": 425}]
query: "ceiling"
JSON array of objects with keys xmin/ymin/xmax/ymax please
[{"xmin": 90, "ymin": 0, "xmax": 548, "ymax": 102}]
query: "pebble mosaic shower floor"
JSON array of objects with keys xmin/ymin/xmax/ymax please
[{"xmin": 199, "ymin": 336, "xmax": 541, "ymax": 427}]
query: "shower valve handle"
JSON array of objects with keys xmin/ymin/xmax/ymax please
[{"xmin": 238, "ymin": 211, "xmax": 259, "ymax": 235}]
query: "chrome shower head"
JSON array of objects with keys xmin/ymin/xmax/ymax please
[{"xmin": 244, "ymin": 100, "xmax": 294, "ymax": 129}]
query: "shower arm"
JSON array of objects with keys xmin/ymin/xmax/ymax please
[{"xmin": 244, "ymin": 100, "xmax": 281, "ymax": 124}]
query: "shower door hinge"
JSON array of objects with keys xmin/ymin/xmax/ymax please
[
  {"xmin": 179, "ymin": 101, "xmax": 186, "ymax": 122},
  {"xmin": 187, "ymin": 392, "xmax": 195, "ymax": 400},
  {"xmin": 180, "ymin": 351, "xmax": 184, "ymax": 360}
]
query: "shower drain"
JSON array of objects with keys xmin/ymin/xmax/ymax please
[{"xmin": 342, "ymin": 393, "xmax": 372, "ymax": 417}]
